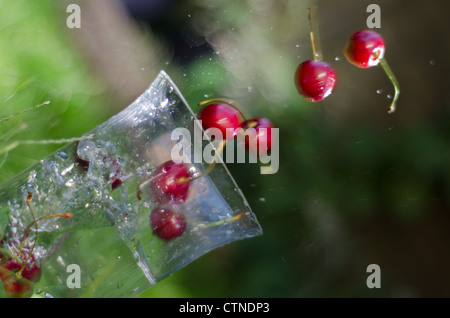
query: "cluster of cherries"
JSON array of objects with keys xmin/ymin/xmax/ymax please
[
  {"xmin": 143, "ymin": 99, "xmax": 274, "ymax": 242},
  {"xmin": 294, "ymin": 10, "xmax": 399, "ymax": 113},
  {"xmin": 0, "ymin": 192, "xmax": 72, "ymax": 298},
  {"xmin": 75, "ymin": 98, "xmax": 275, "ymax": 242}
]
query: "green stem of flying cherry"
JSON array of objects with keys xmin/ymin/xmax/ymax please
[
  {"xmin": 378, "ymin": 57, "xmax": 400, "ymax": 114},
  {"xmin": 307, "ymin": 7, "xmax": 322, "ymax": 61}
]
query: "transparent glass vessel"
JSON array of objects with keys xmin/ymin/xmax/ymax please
[{"xmin": 0, "ymin": 71, "xmax": 262, "ymax": 298}]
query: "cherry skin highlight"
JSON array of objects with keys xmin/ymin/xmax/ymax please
[
  {"xmin": 294, "ymin": 60, "xmax": 337, "ymax": 102},
  {"xmin": 150, "ymin": 206, "xmax": 186, "ymax": 241},
  {"xmin": 344, "ymin": 29, "xmax": 385, "ymax": 68},
  {"xmin": 198, "ymin": 103, "xmax": 244, "ymax": 139},
  {"xmin": 240, "ymin": 117, "xmax": 274, "ymax": 154},
  {"xmin": 150, "ymin": 160, "xmax": 191, "ymax": 204}
]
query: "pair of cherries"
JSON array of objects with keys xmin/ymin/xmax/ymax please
[
  {"xmin": 147, "ymin": 160, "xmax": 190, "ymax": 241},
  {"xmin": 198, "ymin": 100, "xmax": 274, "ymax": 154},
  {"xmin": 294, "ymin": 29, "xmax": 399, "ymax": 114}
]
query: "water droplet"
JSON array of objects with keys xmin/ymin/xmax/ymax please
[
  {"xmin": 295, "ymin": 44, "xmax": 300, "ymax": 48},
  {"xmin": 160, "ymin": 98, "xmax": 169, "ymax": 108},
  {"xmin": 259, "ymin": 198, "xmax": 266, "ymax": 202},
  {"xmin": 387, "ymin": 94, "xmax": 392, "ymax": 99},
  {"xmin": 65, "ymin": 179, "xmax": 75, "ymax": 187},
  {"xmin": 334, "ymin": 56, "xmax": 341, "ymax": 61},
  {"xmin": 376, "ymin": 89, "xmax": 383, "ymax": 94},
  {"xmin": 429, "ymin": 60, "xmax": 436, "ymax": 66},
  {"xmin": 140, "ymin": 68, "xmax": 145, "ymax": 71}
]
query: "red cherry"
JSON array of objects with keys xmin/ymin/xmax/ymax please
[
  {"xmin": 344, "ymin": 30, "xmax": 385, "ymax": 68},
  {"xmin": 198, "ymin": 103, "xmax": 244, "ymax": 139},
  {"xmin": 0, "ymin": 257, "xmax": 41, "ymax": 298},
  {"xmin": 294, "ymin": 60, "xmax": 337, "ymax": 102},
  {"xmin": 110, "ymin": 159, "xmax": 123, "ymax": 190},
  {"xmin": 3, "ymin": 259, "xmax": 41, "ymax": 283},
  {"xmin": 241, "ymin": 117, "xmax": 274, "ymax": 154},
  {"xmin": 111, "ymin": 178, "xmax": 123, "ymax": 190},
  {"xmin": 150, "ymin": 206, "xmax": 186, "ymax": 241},
  {"xmin": 150, "ymin": 160, "xmax": 191, "ymax": 204}
]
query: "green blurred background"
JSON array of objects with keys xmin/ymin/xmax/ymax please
[{"xmin": 1, "ymin": 0, "xmax": 450, "ymax": 297}]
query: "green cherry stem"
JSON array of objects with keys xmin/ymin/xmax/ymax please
[
  {"xmin": 307, "ymin": 7, "xmax": 322, "ymax": 61},
  {"xmin": 17, "ymin": 192, "xmax": 38, "ymax": 279},
  {"xmin": 178, "ymin": 139, "xmax": 227, "ymax": 184},
  {"xmin": 0, "ymin": 248, "xmax": 23, "ymax": 264},
  {"xmin": 378, "ymin": 57, "xmax": 400, "ymax": 113},
  {"xmin": 198, "ymin": 98, "xmax": 251, "ymax": 121},
  {"xmin": 16, "ymin": 193, "xmax": 72, "ymax": 279},
  {"xmin": 195, "ymin": 212, "xmax": 249, "ymax": 229}
]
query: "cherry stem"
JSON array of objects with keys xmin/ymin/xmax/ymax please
[
  {"xmin": 377, "ymin": 57, "xmax": 400, "ymax": 113},
  {"xmin": 16, "ymin": 193, "xmax": 72, "ymax": 279},
  {"xmin": 137, "ymin": 138, "xmax": 225, "ymax": 196},
  {"xmin": 307, "ymin": 7, "xmax": 322, "ymax": 61},
  {"xmin": 22, "ymin": 213, "xmax": 73, "ymax": 238},
  {"xmin": 198, "ymin": 98, "xmax": 237, "ymax": 107},
  {"xmin": 17, "ymin": 192, "xmax": 38, "ymax": 279},
  {"xmin": 184, "ymin": 96, "xmax": 249, "ymax": 185},
  {"xmin": 0, "ymin": 247, "xmax": 23, "ymax": 264},
  {"xmin": 198, "ymin": 98, "xmax": 251, "ymax": 121},
  {"xmin": 196, "ymin": 212, "xmax": 249, "ymax": 229},
  {"xmin": 179, "ymin": 117, "xmax": 262, "ymax": 185},
  {"xmin": 178, "ymin": 139, "xmax": 227, "ymax": 184}
]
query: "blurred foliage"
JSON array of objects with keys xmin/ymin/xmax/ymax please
[
  {"xmin": 1, "ymin": 0, "xmax": 450, "ymax": 297},
  {"xmin": 0, "ymin": 0, "xmax": 112, "ymax": 182}
]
